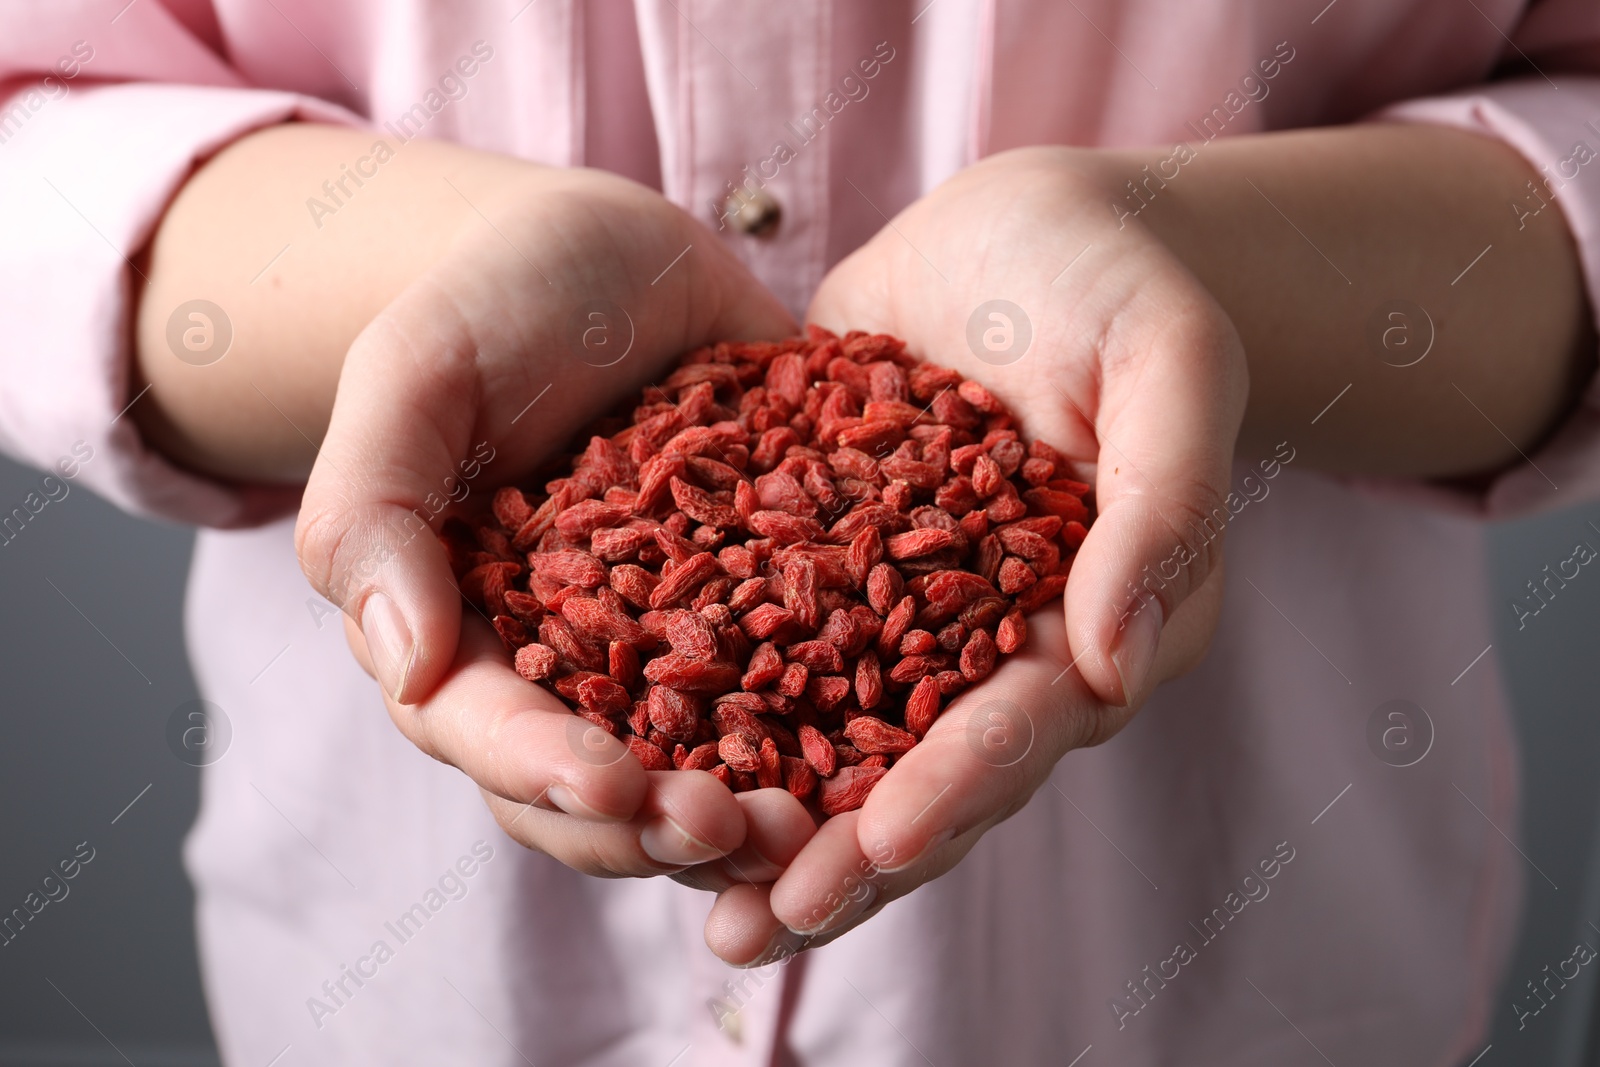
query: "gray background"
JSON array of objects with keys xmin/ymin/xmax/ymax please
[{"xmin": 0, "ymin": 453, "xmax": 1596, "ymax": 1066}]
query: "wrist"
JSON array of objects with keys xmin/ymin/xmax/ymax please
[{"xmin": 132, "ymin": 125, "xmax": 556, "ymax": 483}]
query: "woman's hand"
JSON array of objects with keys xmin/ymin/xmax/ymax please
[
  {"xmin": 701, "ymin": 145, "xmax": 1249, "ymax": 962},
  {"xmin": 338, "ymin": 609, "xmax": 819, "ymax": 881},
  {"xmin": 135, "ymin": 124, "xmax": 813, "ymax": 878},
  {"xmin": 289, "ymin": 164, "xmax": 809, "ymax": 872}
]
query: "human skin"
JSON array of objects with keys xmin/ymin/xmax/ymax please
[{"xmin": 130, "ymin": 120, "xmax": 1592, "ymax": 963}]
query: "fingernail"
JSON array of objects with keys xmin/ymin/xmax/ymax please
[
  {"xmin": 873, "ymin": 827, "xmax": 956, "ymax": 875},
  {"xmin": 789, "ymin": 884, "xmax": 878, "ymax": 938},
  {"xmin": 361, "ymin": 592, "xmax": 415, "ymax": 703},
  {"xmin": 742, "ymin": 927, "xmax": 810, "ymax": 968},
  {"xmin": 720, "ymin": 844, "xmax": 781, "ymax": 883},
  {"xmin": 546, "ymin": 784, "xmax": 617, "ymax": 822},
  {"xmin": 1111, "ymin": 600, "xmax": 1163, "ymax": 707},
  {"xmin": 640, "ymin": 816, "xmax": 725, "ymax": 866}
]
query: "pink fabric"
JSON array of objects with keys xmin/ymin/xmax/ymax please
[{"xmin": 2, "ymin": 1, "xmax": 1597, "ymax": 1063}]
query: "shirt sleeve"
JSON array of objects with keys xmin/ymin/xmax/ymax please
[
  {"xmin": 1361, "ymin": 0, "xmax": 1600, "ymax": 521},
  {"xmin": 0, "ymin": 4, "xmax": 361, "ymax": 529}
]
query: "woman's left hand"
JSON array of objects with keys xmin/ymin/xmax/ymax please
[{"xmin": 700, "ymin": 146, "xmax": 1250, "ymax": 965}]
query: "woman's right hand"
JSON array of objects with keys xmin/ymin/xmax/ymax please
[{"xmin": 293, "ymin": 164, "xmax": 814, "ymax": 876}]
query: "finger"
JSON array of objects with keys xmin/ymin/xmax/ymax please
[
  {"xmin": 853, "ymin": 610, "xmax": 1120, "ymax": 884},
  {"xmin": 719, "ymin": 788, "xmax": 818, "ymax": 883},
  {"xmin": 749, "ymin": 593, "xmax": 1218, "ymax": 940},
  {"xmin": 762, "ymin": 810, "xmax": 980, "ymax": 946},
  {"xmin": 297, "ymin": 190, "xmax": 796, "ymax": 707},
  {"xmin": 704, "ymin": 882, "xmax": 812, "ymax": 967},
  {"xmin": 666, "ymin": 787, "xmax": 818, "ymax": 893},
  {"xmin": 1063, "ymin": 285, "xmax": 1247, "ymax": 707},
  {"xmin": 294, "ymin": 285, "xmax": 481, "ymax": 706},
  {"xmin": 380, "ymin": 610, "xmax": 649, "ymax": 821},
  {"xmin": 481, "ymin": 767, "xmax": 745, "ymax": 877},
  {"xmin": 342, "ymin": 612, "xmax": 374, "ymax": 676}
]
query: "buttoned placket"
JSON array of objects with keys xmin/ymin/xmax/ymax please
[
  {"xmin": 674, "ymin": 885, "xmax": 805, "ymax": 1066},
  {"xmin": 641, "ymin": 0, "xmax": 833, "ymax": 321},
  {"xmin": 637, "ymin": 3, "xmax": 834, "ymax": 1061}
]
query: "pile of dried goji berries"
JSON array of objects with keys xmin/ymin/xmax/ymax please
[{"xmin": 442, "ymin": 327, "xmax": 1092, "ymax": 817}]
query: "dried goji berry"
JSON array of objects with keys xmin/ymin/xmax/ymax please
[
  {"xmin": 905, "ymin": 675, "xmax": 941, "ymax": 739},
  {"xmin": 529, "ymin": 549, "xmax": 607, "ymax": 589},
  {"xmin": 648, "ymin": 551, "xmax": 718, "ymax": 609},
  {"xmin": 646, "ymin": 685, "xmax": 700, "ymax": 741},
  {"xmin": 448, "ymin": 330, "xmax": 1095, "ymax": 819},
  {"xmin": 620, "ymin": 736, "xmax": 668, "ymax": 770},
  {"xmin": 577, "ymin": 676, "xmax": 631, "ymax": 717},
  {"xmin": 664, "ymin": 609, "xmax": 719, "ymax": 660},
  {"xmin": 514, "ymin": 643, "xmax": 558, "ymax": 682},
  {"xmin": 819, "ymin": 764, "xmax": 888, "ymax": 815},
  {"xmin": 998, "ymin": 556, "xmax": 1038, "ymax": 594},
  {"xmin": 996, "ymin": 608, "xmax": 1027, "ymax": 654},
  {"xmin": 784, "ymin": 639, "xmax": 844, "ymax": 674},
  {"xmin": 781, "ymin": 754, "xmax": 819, "ymax": 800},
  {"xmin": 806, "ymin": 674, "xmax": 852, "ymax": 713},
  {"xmin": 798, "ymin": 723, "xmax": 837, "ymax": 777},
  {"xmin": 642, "ymin": 653, "xmax": 741, "ymax": 693},
  {"xmin": 959, "ymin": 628, "xmax": 998, "ymax": 682},
  {"xmin": 740, "ymin": 603, "xmax": 797, "ymax": 641},
  {"xmin": 740, "ymin": 641, "xmax": 784, "ymax": 691},
  {"xmin": 756, "ymin": 737, "xmax": 783, "ymax": 789},
  {"xmin": 775, "ymin": 661, "xmax": 809, "ymax": 698},
  {"xmin": 719, "ymin": 733, "xmax": 761, "ymax": 773},
  {"xmin": 844, "ymin": 716, "xmax": 916, "ymax": 755}
]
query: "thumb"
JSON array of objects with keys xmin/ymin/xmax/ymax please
[
  {"xmin": 295, "ymin": 292, "xmax": 481, "ymax": 706},
  {"xmin": 1065, "ymin": 304, "xmax": 1248, "ymax": 708},
  {"xmin": 295, "ymin": 213, "xmax": 798, "ymax": 707}
]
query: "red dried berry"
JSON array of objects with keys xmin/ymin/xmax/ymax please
[
  {"xmin": 577, "ymin": 675, "xmax": 631, "ymax": 716},
  {"xmin": 719, "ymin": 733, "xmax": 761, "ymax": 773},
  {"xmin": 905, "ymin": 675, "xmax": 941, "ymax": 739},
  {"xmin": 996, "ymin": 608, "xmax": 1027, "ymax": 654},
  {"xmin": 885, "ymin": 528, "xmax": 956, "ymax": 560},
  {"xmin": 562, "ymin": 596, "xmax": 650, "ymax": 647},
  {"xmin": 844, "ymin": 716, "xmax": 917, "ymax": 755},
  {"xmin": 798, "ymin": 723, "xmax": 838, "ymax": 777},
  {"xmin": 646, "ymin": 685, "xmax": 700, "ymax": 741},
  {"xmin": 449, "ymin": 330, "xmax": 1096, "ymax": 819},
  {"xmin": 959, "ymin": 628, "xmax": 998, "ymax": 682},
  {"xmin": 781, "ymin": 755, "xmax": 819, "ymax": 800},
  {"xmin": 998, "ymin": 556, "xmax": 1038, "ymax": 594},
  {"xmin": 514, "ymin": 643, "xmax": 558, "ymax": 682},
  {"xmin": 785, "ymin": 639, "xmax": 844, "ymax": 674},
  {"xmin": 626, "ymin": 735, "xmax": 673, "ymax": 771},
  {"xmin": 642, "ymin": 653, "xmax": 741, "ymax": 693},
  {"xmin": 649, "ymin": 551, "xmax": 719, "ymax": 609},
  {"xmin": 775, "ymin": 661, "xmax": 809, "ymax": 698},
  {"xmin": 740, "ymin": 602, "xmax": 797, "ymax": 640},
  {"xmin": 866, "ymin": 562, "xmax": 904, "ymax": 616},
  {"xmin": 529, "ymin": 549, "xmax": 607, "ymax": 589},
  {"xmin": 741, "ymin": 641, "xmax": 784, "ymax": 691},
  {"xmin": 682, "ymin": 741, "xmax": 722, "ymax": 771},
  {"xmin": 819, "ymin": 764, "xmax": 889, "ymax": 816},
  {"xmin": 756, "ymin": 737, "xmax": 783, "ymax": 789},
  {"xmin": 664, "ymin": 610, "xmax": 719, "ymax": 660}
]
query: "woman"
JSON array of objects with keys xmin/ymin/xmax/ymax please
[{"xmin": 1, "ymin": 1, "xmax": 1595, "ymax": 1062}]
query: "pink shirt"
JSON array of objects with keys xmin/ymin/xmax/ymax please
[{"xmin": 5, "ymin": 2, "xmax": 1600, "ymax": 1063}]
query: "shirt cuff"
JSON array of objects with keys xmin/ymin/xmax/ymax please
[{"xmin": 1359, "ymin": 76, "xmax": 1600, "ymax": 521}]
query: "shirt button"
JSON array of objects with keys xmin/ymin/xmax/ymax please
[
  {"xmin": 724, "ymin": 189, "xmax": 781, "ymax": 237},
  {"xmin": 708, "ymin": 995, "xmax": 743, "ymax": 1043}
]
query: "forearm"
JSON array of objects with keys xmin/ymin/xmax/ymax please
[
  {"xmin": 1115, "ymin": 123, "xmax": 1595, "ymax": 478},
  {"xmin": 132, "ymin": 123, "xmax": 542, "ymax": 483}
]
